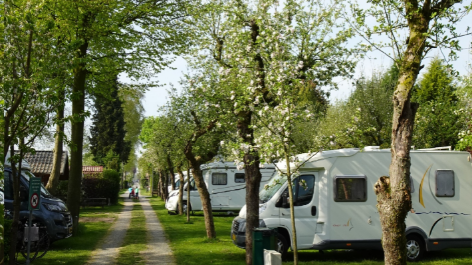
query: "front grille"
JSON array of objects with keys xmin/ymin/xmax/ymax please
[
  {"xmin": 63, "ymin": 214, "xmax": 72, "ymax": 225},
  {"xmin": 232, "ymin": 221, "xmax": 240, "ymax": 232}
]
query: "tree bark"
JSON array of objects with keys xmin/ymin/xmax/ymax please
[
  {"xmin": 189, "ymin": 165, "xmax": 216, "ymax": 238},
  {"xmin": 184, "ymin": 152, "xmax": 216, "ymax": 238},
  {"xmin": 46, "ymin": 99, "xmax": 65, "ymax": 195},
  {"xmin": 167, "ymin": 154, "xmax": 176, "ymax": 190},
  {"xmin": 67, "ymin": 40, "xmax": 88, "ymax": 234},
  {"xmin": 8, "ymin": 144, "xmax": 23, "ymax": 264},
  {"xmin": 237, "ymin": 111, "xmax": 262, "ymax": 265},
  {"xmin": 375, "ymin": 5, "xmax": 427, "ymax": 264},
  {"xmin": 176, "ymin": 165, "xmax": 184, "ymax": 215}
]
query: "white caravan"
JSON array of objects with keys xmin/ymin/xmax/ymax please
[
  {"xmin": 231, "ymin": 147, "xmax": 472, "ymax": 261},
  {"xmin": 165, "ymin": 162, "xmax": 276, "ymax": 213},
  {"xmin": 167, "ymin": 172, "xmax": 192, "ymax": 193}
]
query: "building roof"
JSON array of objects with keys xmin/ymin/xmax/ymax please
[
  {"xmin": 23, "ymin": 151, "xmax": 69, "ymax": 175},
  {"xmin": 82, "ymin": 166, "xmax": 104, "ymax": 173}
]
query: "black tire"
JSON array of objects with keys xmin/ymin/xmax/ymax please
[
  {"xmin": 406, "ymin": 234, "xmax": 425, "ymax": 262},
  {"xmin": 276, "ymin": 233, "xmax": 289, "ymax": 258},
  {"xmin": 176, "ymin": 202, "xmax": 190, "ymax": 215}
]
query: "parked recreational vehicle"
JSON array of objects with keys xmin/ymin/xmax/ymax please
[
  {"xmin": 167, "ymin": 172, "xmax": 192, "ymax": 193},
  {"xmin": 231, "ymin": 147, "xmax": 472, "ymax": 261},
  {"xmin": 165, "ymin": 162, "xmax": 276, "ymax": 213}
]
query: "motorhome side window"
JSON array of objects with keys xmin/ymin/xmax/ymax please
[
  {"xmin": 235, "ymin": 173, "xmax": 245, "ymax": 183},
  {"xmin": 435, "ymin": 170, "xmax": 454, "ymax": 197},
  {"xmin": 277, "ymin": 175, "xmax": 315, "ymax": 207},
  {"xmin": 334, "ymin": 176, "xmax": 367, "ymax": 202},
  {"xmin": 212, "ymin": 173, "xmax": 227, "ymax": 185}
]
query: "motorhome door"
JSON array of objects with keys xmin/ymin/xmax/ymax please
[{"xmin": 278, "ymin": 173, "xmax": 319, "ymax": 249}]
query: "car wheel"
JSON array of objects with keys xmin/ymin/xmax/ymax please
[
  {"xmin": 176, "ymin": 202, "xmax": 190, "ymax": 215},
  {"xmin": 276, "ymin": 233, "xmax": 289, "ymax": 257},
  {"xmin": 406, "ymin": 234, "xmax": 425, "ymax": 262}
]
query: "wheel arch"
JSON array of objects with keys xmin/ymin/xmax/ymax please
[{"xmin": 406, "ymin": 226, "xmax": 428, "ymax": 250}]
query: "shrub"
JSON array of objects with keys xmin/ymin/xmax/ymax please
[{"xmin": 82, "ymin": 169, "xmax": 120, "ymax": 204}]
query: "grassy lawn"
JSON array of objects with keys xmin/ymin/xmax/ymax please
[
  {"xmin": 116, "ymin": 203, "xmax": 147, "ymax": 265},
  {"xmin": 151, "ymin": 197, "xmax": 472, "ymax": 265},
  {"xmin": 15, "ymin": 199, "xmax": 124, "ymax": 265}
]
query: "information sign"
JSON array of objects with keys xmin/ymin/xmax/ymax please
[{"xmin": 28, "ymin": 177, "xmax": 42, "ymax": 210}]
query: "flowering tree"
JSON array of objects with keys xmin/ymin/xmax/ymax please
[
  {"xmin": 189, "ymin": 0, "xmax": 359, "ymax": 263},
  {"xmin": 351, "ymin": 0, "xmax": 471, "ymax": 263}
]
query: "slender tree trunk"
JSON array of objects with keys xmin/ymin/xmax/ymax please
[
  {"xmin": 67, "ymin": 40, "xmax": 88, "ymax": 234},
  {"xmin": 176, "ymin": 165, "xmax": 184, "ymax": 215},
  {"xmin": 375, "ymin": 10, "xmax": 427, "ymax": 265},
  {"xmin": 187, "ymin": 167, "xmax": 191, "ymax": 222},
  {"xmin": 8, "ymin": 141, "xmax": 24, "ymax": 264},
  {"xmin": 46, "ymin": 99, "xmax": 65, "ymax": 194},
  {"xmin": 283, "ymin": 146, "xmax": 298, "ymax": 264}
]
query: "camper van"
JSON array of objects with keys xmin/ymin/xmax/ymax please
[
  {"xmin": 231, "ymin": 147, "xmax": 472, "ymax": 261},
  {"xmin": 4, "ymin": 154, "xmax": 73, "ymax": 242},
  {"xmin": 165, "ymin": 161, "xmax": 276, "ymax": 213}
]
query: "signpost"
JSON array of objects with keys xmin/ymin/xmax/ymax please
[{"xmin": 27, "ymin": 177, "xmax": 42, "ymax": 265}]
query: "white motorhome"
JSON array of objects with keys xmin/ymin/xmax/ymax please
[
  {"xmin": 165, "ymin": 161, "xmax": 276, "ymax": 213},
  {"xmin": 231, "ymin": 147, "xmax": 472, "ymax": 261},
  {"xmin": 167, "ymin": 172, "xmax": 192, "ymax": 193}
]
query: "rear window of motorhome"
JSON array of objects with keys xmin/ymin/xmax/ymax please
[
  {"xmin": 235, "ymin": 173, "xmax": 245, "ymax": 183},
  {"xmin": 435, "ymin": 170, "xmax": 454, "ymax": 197},
  {"xmin": 334, "ymin": 176, "xmax": 367, "ymax": 202},
  {"xmin": 212, "ymin": 173, "xmax": 227, "ymax": 185}
]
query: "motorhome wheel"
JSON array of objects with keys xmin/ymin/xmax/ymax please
[
  {"xmin": 406, "ymin": 234, "xmax": 425, "ymax": 262},
  {"xmin": 176, "ymin": 202, "xmax": 191, "ymax": 215},
  {"xmin": 276, "ymin": 233, "xmax": 289, "ymax": 257}
]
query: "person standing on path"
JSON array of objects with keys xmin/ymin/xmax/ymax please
[{"xmin": 135, "ymin": 186, "xmax": 140, "ymax": 199}]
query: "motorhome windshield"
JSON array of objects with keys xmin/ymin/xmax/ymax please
[
  {"xmin": 22, "ymin": 171, "xmax": 53, "ymax": 197},
  {"xmin": 259, "ymin": 173, "xmax": 286, "ymax": 203}
]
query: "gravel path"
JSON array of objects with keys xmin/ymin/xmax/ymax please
[
  {"xmin": 87, "ymin": 196, "xmax": 133, "ymax": 265},
  {"xmin": 140, "ymin": 196, "xmax": 176, "ymax": 265}
]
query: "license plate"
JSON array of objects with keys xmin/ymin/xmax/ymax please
[
  {"xmin": 232, "ymin": 234, "xmax": 236, "ymax": 241},
  {"xmin": 68, "ymin": 226, "xmax": 73, "ymax": 235}
]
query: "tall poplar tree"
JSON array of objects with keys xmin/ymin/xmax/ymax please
[{"xmin": 89, "ymin": 76, "xmax": 130, "ymax": 167}]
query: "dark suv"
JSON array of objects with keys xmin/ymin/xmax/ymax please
[{"xmin": 3, "ymin": 164, "xmax": 73, "ymax": 242}]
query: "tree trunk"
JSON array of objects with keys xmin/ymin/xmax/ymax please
[
  {"xmin": 184, "ymin": 144, "xmax": 216, "ymax": 238},
  {"xmin": 67, "ymin": 40, "xmax": 88, "ymax": 234},
  {"xmin": 46, "ymin": 101, "xmax": 64, "ymax": 195},
  {"xmin": 187, "ymin": 167, "xmax": 191, "ymax": 222},
  {"xmin": 8, "ymin": 144, "xmax": 23, "ymax": 264},
  {"xmin": 176, "ymin": 166, "xmax": 184, "ymax": 215},
  {"xmin": 167, "ymin": 154, "xmax": 176, "ymax": 190},
  {"xmin": 236, "ymin": 110, "xmax": 262, "ymax": 265},
  {"xmin": 190, "ymin": 166, "xmax": 216, "ymax": 238},
  {"xmin": 375, "ymin": 10, "xmax": 427, "ymax": 265},
  {"xmin": 283, "ymin": 146, "xmax": 298, "ymax": 264}
]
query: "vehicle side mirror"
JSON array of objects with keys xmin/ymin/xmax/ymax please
[
  {"xmin": 282, "ymin": 193, "xmax": 290, "ymax": 208},
  {"xmin": 275, "ymin": 191, "xmax": 290, "ymax": 208}
]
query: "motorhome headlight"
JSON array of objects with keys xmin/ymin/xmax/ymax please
[
  {"xmin": 42, "ymin": 203, "xmax": 67, "ymax": 212},
  {"xmin": 259, "ymin": 203, "xmax": 267, "ymax": 214}
]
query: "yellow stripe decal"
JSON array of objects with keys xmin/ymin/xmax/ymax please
[{"xmin": 419, "ymin": 165, "xmax": 433, "ymax": 208}]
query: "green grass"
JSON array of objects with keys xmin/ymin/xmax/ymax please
[
  {"xmin": 149, "ymin": 197, "xmax": 246, "ymax": 265},
  {"xmin": 116, "ymin": 203, "xmax": 147, "ymax": 265},
  {"xmin": 15, "ymin": 200, "xmax": 124, "ymax": 265},
  {"xmin": 151, "ymin": 197, "xmax": 472, "ymax": 265}
]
